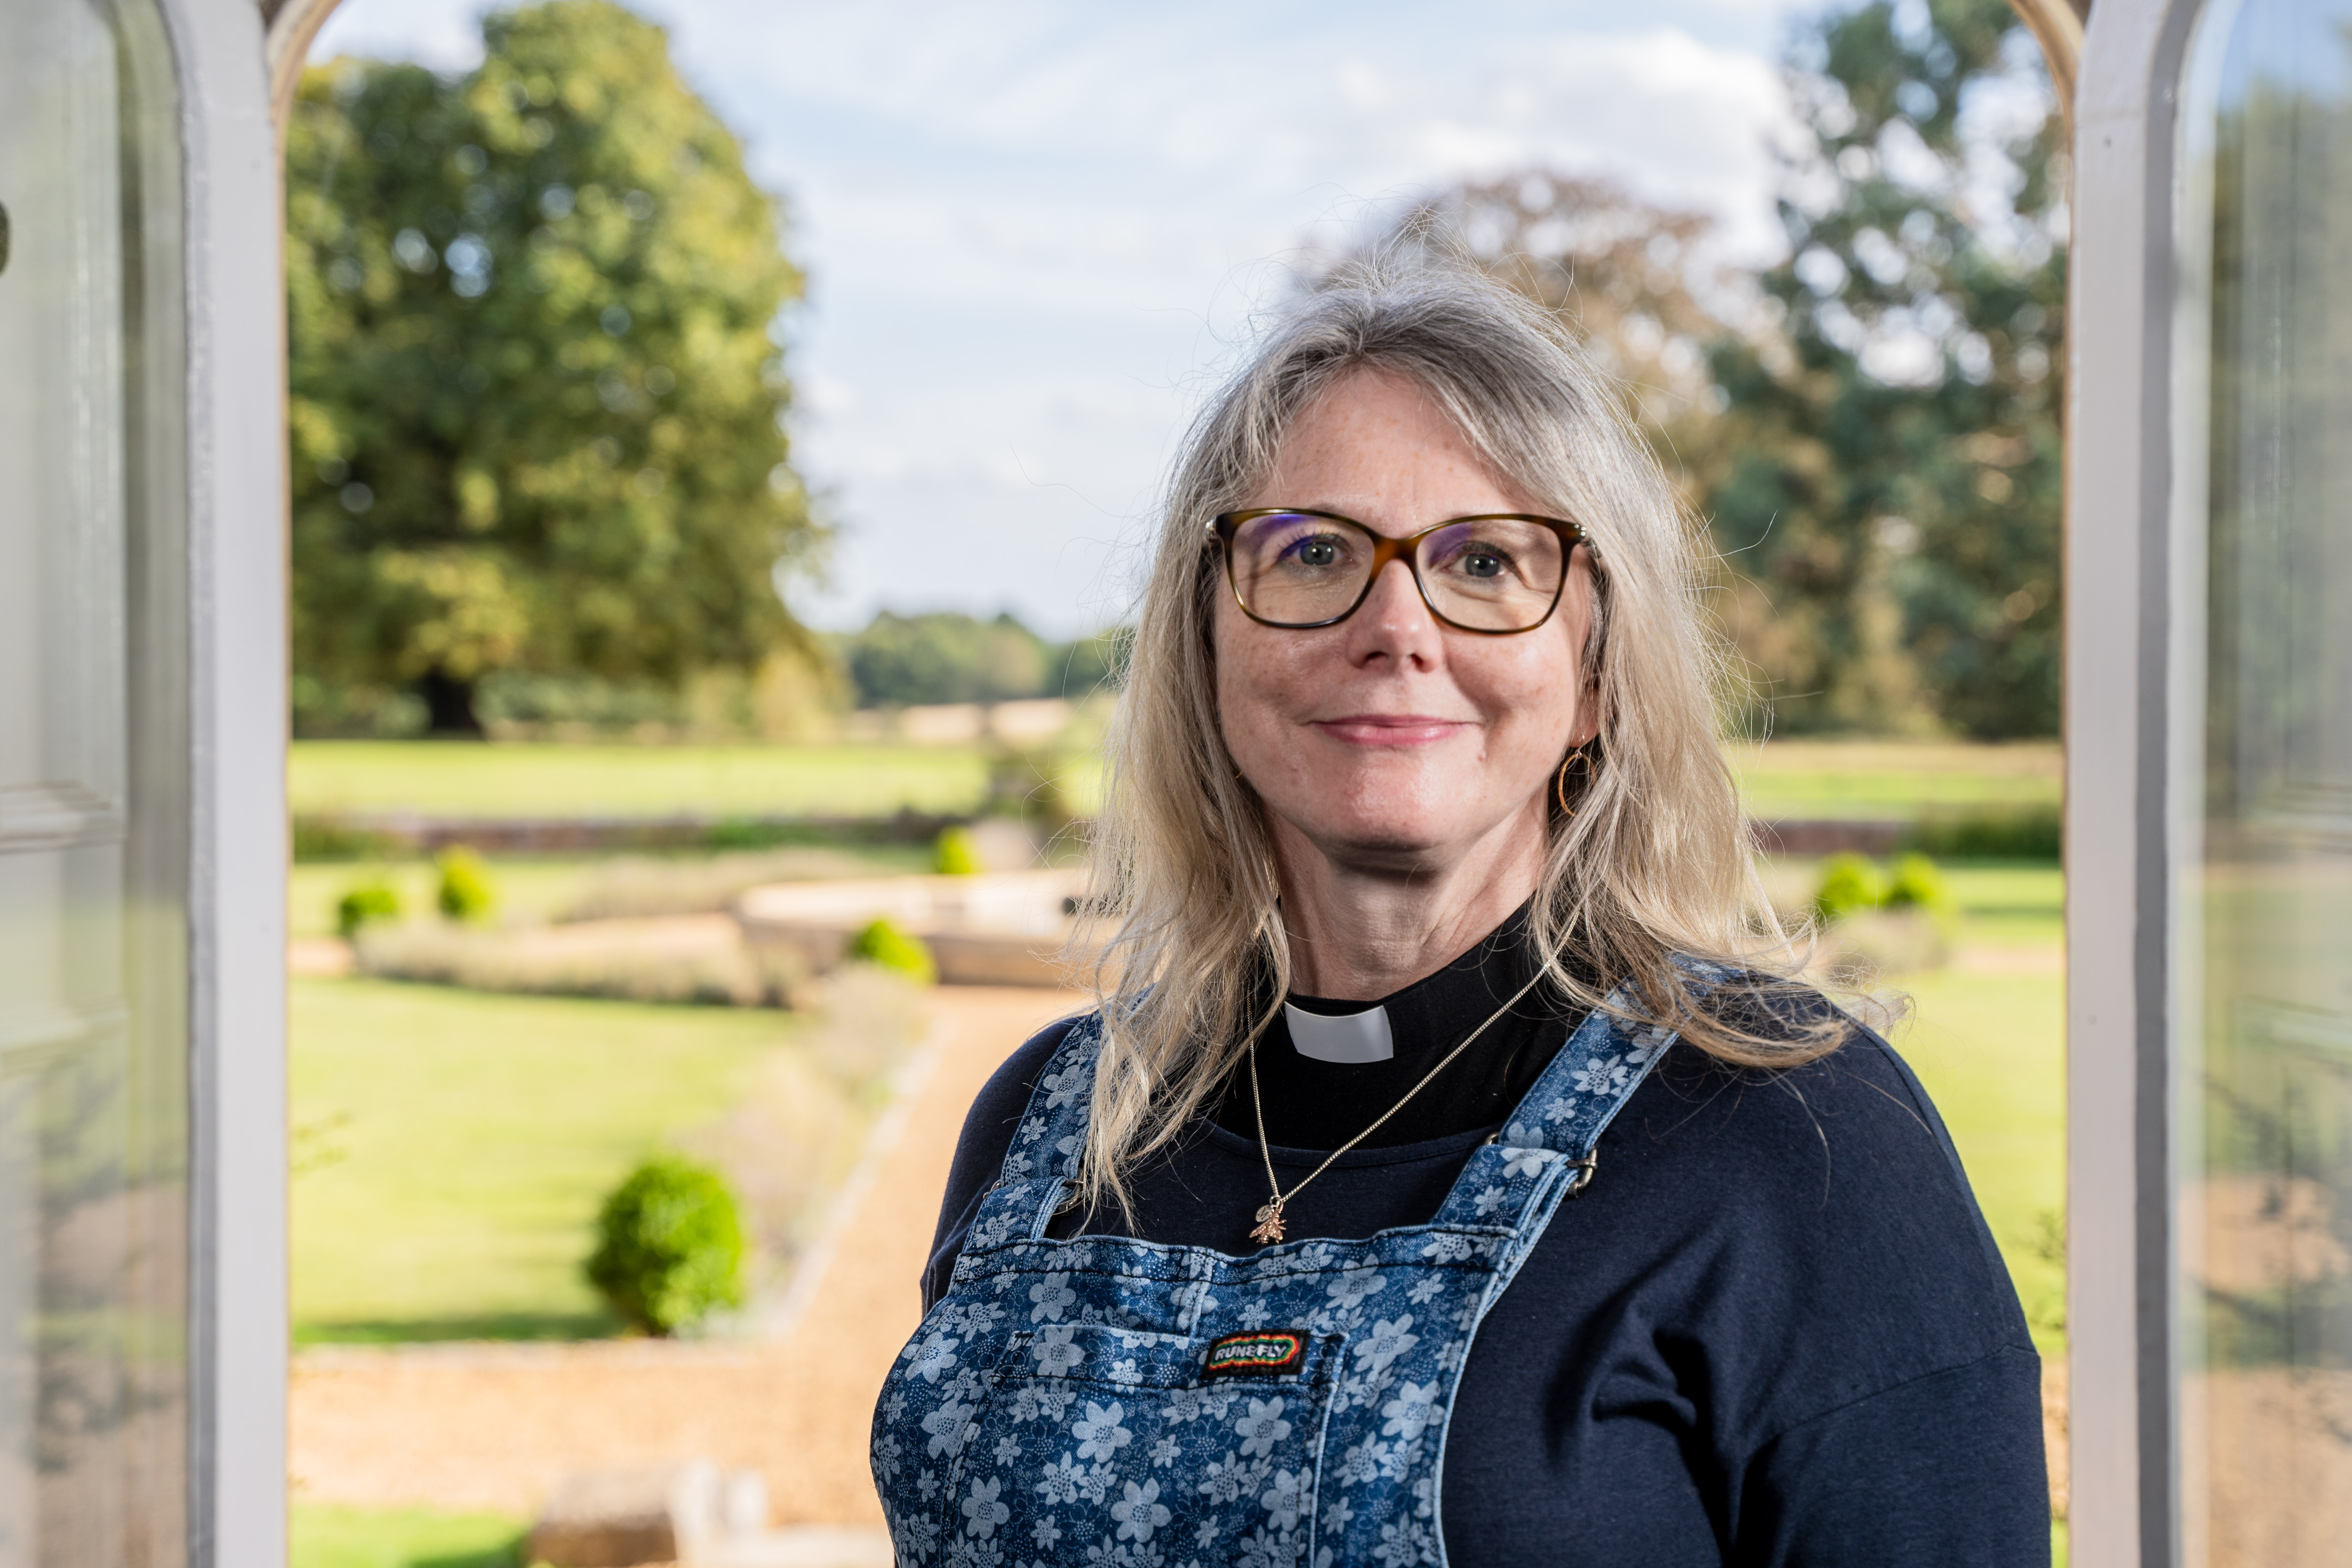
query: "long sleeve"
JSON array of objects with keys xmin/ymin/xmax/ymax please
[{"xmin": 1730, "ymin": 1346, "xmax": 2049, "ymax": 1565}]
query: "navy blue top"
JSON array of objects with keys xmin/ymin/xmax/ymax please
[{"xmin": 922, "ymin": 963, "xmax": 2049, "ymax": 1565}]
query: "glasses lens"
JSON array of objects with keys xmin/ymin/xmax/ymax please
[
  {"xmin": 1227, "ymin": 512, "xmax": 1372, "ymax": 625},
  {"xmin": 1414, "ymin": 517, "xmax": 1566, "ymax": 631}
]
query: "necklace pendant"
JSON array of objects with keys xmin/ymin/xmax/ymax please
[{"xmin": 1249, "ymin": 1200, "xmax": 1286, "ymax": 1245}]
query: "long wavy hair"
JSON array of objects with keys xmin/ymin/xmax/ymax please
[{"xmin": 1069, "ymin": 259, "xmax": 1836, "ymax": 1216}]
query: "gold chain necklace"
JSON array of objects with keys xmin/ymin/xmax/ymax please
[{"xmin": 1246, "ymin": 966, "xmax": 1550, "ymax": 1244}]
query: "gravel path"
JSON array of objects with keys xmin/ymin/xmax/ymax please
[{"xmin": 289, "ymin": 984, "xmax": 1082, "ymax": 1523}]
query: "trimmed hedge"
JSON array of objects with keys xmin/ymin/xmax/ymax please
[
  {"xmin": 434, "ymin": 847, "xmax": 496, "ymax": 922},
  {"xmin": 584, "ymin": 1154, "xmax": 745, "ymax": 1337},
  {"xmin": 334, "ymin": 879, "xmax": 402, "ymax": 939},
  {"xmin": 1812, "ymin": 854, "xmax": 1886, "ymax": 925},
  {"xmin": 849, "ymin": 917, "xmax": 937, "ymax": 986},
  {"xmin": 1901, "ymin": 803, "xmax": 2061, "ymax": 861},
  {"xmin": 933, "ymin": 825, "xmax": 982, "ymax": 876}
]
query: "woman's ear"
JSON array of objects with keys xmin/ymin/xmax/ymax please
[{"xmin": 1568, "ymin": 680, "xmax": 1604, "ymax": 749}]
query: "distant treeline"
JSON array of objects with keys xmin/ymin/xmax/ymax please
[{"xmin": 834, "ymin": 612, "xmax": 1124, "ymax": 709}]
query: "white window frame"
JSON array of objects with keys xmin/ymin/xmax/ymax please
[
  {"xmin": 2068, "ymin": 0, "xmax": 2209, "ymax": 1562},
  {"xmin": 164, "ymin": 1, "xmax": 290, "ymax": 1564}
]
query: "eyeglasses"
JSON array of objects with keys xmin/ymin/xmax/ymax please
[{"xmin": 1208, "ymin": 508, "xmax": 1589, "ymax": 634}]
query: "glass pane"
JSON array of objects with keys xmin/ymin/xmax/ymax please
[
  {"xmin": 2184, "ymin": 0, "xmax": 2352, "ymax": 1558},
  {"xmin": 0, "ymin": 1, "xmax": 187, "ymax": 1564}
]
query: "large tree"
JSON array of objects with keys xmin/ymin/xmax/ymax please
[
  {"xmin": 1329, "ymin": 172, "xmax": 1732, "ymax": 487},
  {"xmin": 1349, "ymin": 0, "xmax": 2066, "ymax": 738},
  {"xmin": 285, "ymin": 0, "xmax": 818, "ymax": 734},
  {"xmin": 1701, "ymin": 0, "xmax": 2067, "ymax": 737}
]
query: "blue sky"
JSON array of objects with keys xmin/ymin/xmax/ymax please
[{"xmin": 311, "ymin": 0, "xmax": 1829, "ymax": 637}]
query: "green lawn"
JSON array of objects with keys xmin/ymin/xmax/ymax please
[
  {"xmin": 1898, "ymin": 966, "xmax": 2068, "ymax": 1350},
  {"xmin": 291, "ymin": 977, "xmax": 802, "ymax": 1341},
  {"xmin": 290, "ymin": 740, "xmax": 990, "ymax": 820},
  {"xmin": 1931, "ymin": 862, "xmax": 2067, "ymax": 947},
  {"xmin": 288, "ymin": 736, "xmax": 2059, "ymax": 825},
  {"xmin": 1727, "ymin": 738, "xmax": 2061, "ymax": 820},
  {"xmin": 292, "ymin": 1504, "xmax": 524, "ymax": 1568}
]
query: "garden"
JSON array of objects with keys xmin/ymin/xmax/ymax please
[
  {"xmin": 269, "ymin": 0, "xmax": 2081, "ymax": 1553},
  {"xmin": 283, "ymin": 734, "xmax": 2068, "ymax": 1565}
]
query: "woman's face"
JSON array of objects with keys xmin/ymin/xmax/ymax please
[{"xmin": 1213, "ymin": 369, "xmax": 1598, "ymax": 878}]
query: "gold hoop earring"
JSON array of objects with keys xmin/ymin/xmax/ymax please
[{"xmin": 1555, "ymin": 744, "xmax": 1597, "ymax": 818}]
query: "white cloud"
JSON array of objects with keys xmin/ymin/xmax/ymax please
[
  {"xmin": 310, "ymin": 0, "xmax": 490, "ymax": 70},
  {"xmin": 791, "ymin": 369, "xmax": 1181, "ymax": 635}
]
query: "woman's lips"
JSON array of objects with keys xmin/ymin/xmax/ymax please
[{"xmin": 1310, "ymin": 714, "xmax": 1472, "ymax": 745}]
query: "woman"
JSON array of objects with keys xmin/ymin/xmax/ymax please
[{"xmin": 872, "ymin": 266, "xmax": 2046, "ymax": 1565}]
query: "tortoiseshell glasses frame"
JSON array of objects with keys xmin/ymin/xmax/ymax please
[{"xmin": 1208, "ymin": 507, "xmax": 1591, "ymax": 634}]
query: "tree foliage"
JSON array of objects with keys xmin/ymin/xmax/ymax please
[
  {"xmin": 1703, "ymin": 0, "xmax": 2067, "ymax": 737},
  {"xmin": 285, "ymin": 0, "xmax": 818, "ymax": 734},
  {"xmin": 1360, "ymin": 172, "xmax": 1735, "ymax": 473},
  {"xmin": 1346, "ymin": 0, "xmax": 2065, "ymax": 738}
]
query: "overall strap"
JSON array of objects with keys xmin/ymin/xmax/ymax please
[
  {"xmin": 977, "ymin": 1009, "xmax": 1106, "ymax": 1240},
  {"xmin": 1500, "ymin": 977, "xmax": 1678, "ymax": 1157},
  {"xmin": 1426, "ymin": 975, "xmax": 1678, "ymax": 1232}
]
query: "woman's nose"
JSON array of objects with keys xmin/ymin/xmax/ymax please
[{"xmin": 1343, "ymin": 558, "xmax": 1440, "ymax": 666}]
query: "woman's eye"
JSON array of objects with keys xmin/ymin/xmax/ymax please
[
  {"xmin": 1439, "ymin": 543, "xmax": 1513, "ymax": 582},
  {"xmin": 1283, "ymin": 535, "xmax": 1346, "ymax": 568}
]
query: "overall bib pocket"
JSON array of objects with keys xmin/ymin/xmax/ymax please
[{"xmin": 933, "ymin": 1320, "xmax": 1342, "ymax": 1566}]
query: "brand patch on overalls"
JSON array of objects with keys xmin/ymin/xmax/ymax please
[{"xmin": 1202, "ymin": 1330, "xmax": 1305, "ymax": 1379}]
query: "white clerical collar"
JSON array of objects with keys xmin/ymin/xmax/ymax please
[{"xmin": 1283, "ymin": 1001, "xmax": 1395, "ymax": 1064}]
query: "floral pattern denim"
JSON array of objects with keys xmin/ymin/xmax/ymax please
[{"xmin": 873, "ymin": 983, "xmax": 1674, "ymax": 1568}]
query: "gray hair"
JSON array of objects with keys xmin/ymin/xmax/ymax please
[{"xmin": 1069, "ymin": 258, "xmax": 1833, "ymax": 1216}]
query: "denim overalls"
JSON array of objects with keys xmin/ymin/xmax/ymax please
[{"xmin": 872, "ymin": 983, "xmax": 1674, "ymax": 1567}]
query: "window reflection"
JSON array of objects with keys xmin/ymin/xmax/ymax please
[
  {"xmin": 0, "ymin": 1, "xmax": 188, "ymax": 1564},
  {"xmin": 2185, "ymin": 0, "xmax": 2352, "ymax": 1557}
]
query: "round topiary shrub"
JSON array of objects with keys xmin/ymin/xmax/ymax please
[
  {"xmin": 585, "ymin": 1154, "xmax": 746, "ymax": 1337},
  {"xmin": 1882, "ymin": 852, "xmax": 1953, "ymax": 914},
  {"xmin": 1811, "ymin": 853, "xmax": 1886, "ymax": 925},
  {"xmin": 848, "ymin": 917, "xmax": 937, "ymax": 986},
  {"xmin": 435, "ymin": 847, "xmax": 496, "ymax": 923},
  {"xmin": 933, "ymin": 824, "xmax": 981, "ymax": 876},
  {"xmin": 335, "ymin": 879, "xmax": 402, "ymax": 939}
]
